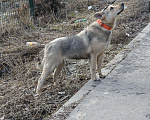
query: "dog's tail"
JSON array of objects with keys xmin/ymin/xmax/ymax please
[{"xmin": 37, "ymin": 58, "xmax": 45, "ymax": 70}]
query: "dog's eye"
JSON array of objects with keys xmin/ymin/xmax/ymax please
[{"xmin": 110, "ymin": 7, "xmax": 113, "ymax": 10}]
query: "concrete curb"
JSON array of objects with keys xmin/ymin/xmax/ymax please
[{"xmin": 49, "ymin": 23, "xmax": 150, "ymax": 120}]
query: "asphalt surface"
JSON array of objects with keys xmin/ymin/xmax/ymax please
[{"xmin": 64, "ymin": 23, "xmax": 150, "ymax": 120}]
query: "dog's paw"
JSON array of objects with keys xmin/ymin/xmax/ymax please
[
  {"xmin": 92, "ymin": 79, "xmax": 101, "ymax": 85},
  {"xmin": 53, "ymin": 82, "xmax": 56, "ymax": 86},
  {"xmin": 36, "ymin": 88, "xmax": 42, "ymax": 96},
  {"xmin": 93, "ymin": 79, "xmax": 101, "ymax": 82},
  {"xmin": 99, "ymin": 74, "xmax": 106, "ymax": 79},
  {"xmin": 92, "ymin": 75, "xmax": 101, "ymax": 81}
]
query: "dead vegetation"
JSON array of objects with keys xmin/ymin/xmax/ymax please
[{"xmin": 0, "ymin": 0, "xmax": 149, "ymax": 119}]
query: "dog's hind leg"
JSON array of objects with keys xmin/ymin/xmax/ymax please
[
  {"xmin": 36, "ymin": 64, "xmax": 53, "ymax": 95},
  {"xmin": 53, "ymin": 60, "xmax": 65, "ymax": 82},
  {"xmin": 36, "ymin": 57, "xmax": 61, "ymax": 95}
]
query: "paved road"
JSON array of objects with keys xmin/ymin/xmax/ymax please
[{"xmin": 65, "ymin": 24, "xmax": 150, "ymax": 120}]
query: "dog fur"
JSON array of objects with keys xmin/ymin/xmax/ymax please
[{"xmin": 36, "ymin": 3, "xmax": 125, "ymax": 95}]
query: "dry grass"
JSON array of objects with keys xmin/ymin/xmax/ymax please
[{"xmin": 0, "ymin": 0, "xmax": 149, "ymax": 119}]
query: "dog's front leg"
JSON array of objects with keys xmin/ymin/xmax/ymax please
[
  {"xmin": 89, "ymin": 54, "xmax": 99, "ymax": 81},
  {"xmin": 97, "ymin": 53, "xmax": 105, "ymax": 78}
]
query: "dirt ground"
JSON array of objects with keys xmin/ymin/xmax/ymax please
[{"xmin": 0, "ymin": 0, "xmax": 149, "ymax": 119}]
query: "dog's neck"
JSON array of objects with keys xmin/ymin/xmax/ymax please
[
  {"xmin": 97, "ymin": 19, "xmax": 112, "ymax": 30},
  {"xmin": 99, "ymin": 19, "xmax": 116, "ymax": 30}
]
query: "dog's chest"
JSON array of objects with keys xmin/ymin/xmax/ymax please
[{"xmin": 87, "ymin": 39, "xmax": 106, "ymax": 54}]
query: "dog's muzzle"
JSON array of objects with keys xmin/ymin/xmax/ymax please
[{"xmin": 117, "ymin": 3, "xmax": 124, "ymax": 15}]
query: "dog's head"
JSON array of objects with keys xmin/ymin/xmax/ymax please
[{"xmin": 94, "ymin": 3, "xmax": 125, "ymax": 23}]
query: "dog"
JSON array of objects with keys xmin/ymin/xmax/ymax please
[{"xmin": 36, "ymin": 3, "xmax": 125, "ymax": 95}]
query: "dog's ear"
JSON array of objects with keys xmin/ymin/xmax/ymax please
[{"xmin": 94, "ymin": 12, "xmax": 105, "ymax": 20}]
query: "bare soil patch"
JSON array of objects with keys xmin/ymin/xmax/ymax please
[{"xmin": 0, "ymin": 0, "xmax": 149, "ymax": 119}]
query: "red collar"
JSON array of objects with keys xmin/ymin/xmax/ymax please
[{"xmin": 97, "ymin": 19, "xmax": 112, "ymax": 30}]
